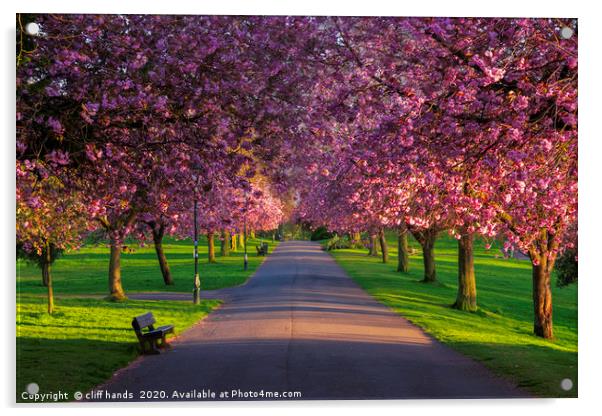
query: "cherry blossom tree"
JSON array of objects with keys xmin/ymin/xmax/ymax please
[{"xmin": 16, "ymin": 159, "xmax": 89, "ymax": 313}]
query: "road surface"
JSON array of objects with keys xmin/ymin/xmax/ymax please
[{"xmin": 97, "ymin": 240, "xmax": 526, "ymax": 401}]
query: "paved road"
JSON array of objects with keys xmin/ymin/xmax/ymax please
[{"xmin": 97, "ymin": 241, "xmax": 526, "ymax": 401}]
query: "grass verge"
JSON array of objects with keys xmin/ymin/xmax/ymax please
[{"xmin": 16, "ymin": 295, "xmax": 220, "ymax": 402}]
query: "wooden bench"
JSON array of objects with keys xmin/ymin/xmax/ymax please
[
  {"xmin": 256, "ymin": 242, "xmax": 269, "ymax": 256},
  {"xmin": 131, "ymin": 312, "xmax": 174, "ymax": 355}
]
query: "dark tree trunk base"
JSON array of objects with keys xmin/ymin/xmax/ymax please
[{"xmin": 452, "ymin": 297, "xmax": 477, "ymax": 312}]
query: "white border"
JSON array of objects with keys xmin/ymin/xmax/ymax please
[{"xmin": 3, "ymin": 1, "xmax": 601, "ymax": 415}]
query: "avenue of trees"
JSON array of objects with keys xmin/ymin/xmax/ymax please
[{"xmin": 16, "ymin": 15, "xmax": 577, "ymax": 339}]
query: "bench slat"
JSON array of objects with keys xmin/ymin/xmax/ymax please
[
  {"xmin": 155, "ymin": 325, "xmax": 174, "ymax": 333},
  {"xmin": 133, "ymin": 312, "xmax": 156, "ymax": 330}
]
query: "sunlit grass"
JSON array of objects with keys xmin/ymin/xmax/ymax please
[
  {"xmin": 329, "ymin": 232, "xmax": 577, "ymax": 398},
  {"xmin": 16, "ymin": 295, "xmax": 220, "ymax": 402}
]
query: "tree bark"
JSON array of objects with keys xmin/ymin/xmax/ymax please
[
  {"xmin": 412, "ymin": 229, "xmax": 437, "ymax": 283},
  {"xmin": 45, "ymin": 246, "xmax": 54, "ymax": 313},
  {"xmin": 231, "ymin": 233, "xmax": 237, "ymax": 251},
  {"xmin": 41, "ymin": 259, "xmax": 50, "ymax": 287},
  {"xmin": 378, "ymin": 229, "xmax": 388, "ymax": 263},
  {"xmin": 152, "ymin": 225, "xmax": 173, "ymax": 285},
  {"xmin": 207, "ymin": 232, "xmax": 216, "ymax": 263},
  {"xmin": 453, "ymin": 232, "xmax": 477, "ymax": 311},
  {"xmin": 368, "ymin": 234, "xmax": 379, "ymax": 256},
  {"xmin": 532, "ymin": 253, "xmax": 554, "ymax": 338},
  {"xmin": 397, "ymin": 227, "xmax": 410, "ymax": 273},
  {"xmin": 221, "ymin": 230, "xmax": 231, "ymax": 257},
  {"xmin": 47, "ymin": 267, "xmax": 54, "ymax": 314},
  {"xmin": 108, "ymin": 239, "xmax": 127, "ymax": 300}
]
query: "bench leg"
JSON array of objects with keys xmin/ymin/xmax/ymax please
[
  {"xmin": 159, "ymin": 335, "xmax": 172, "ymax": 349},
  {"xmin": 142, "ymin": 339, "xmax": 161, "ymax": 355}
]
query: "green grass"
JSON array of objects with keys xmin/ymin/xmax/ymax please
[
  {"xmin": 17, "ymin": 235, "xmax": 278, "ymax": 296},
  {"xmin": 16, "ymin": 295, "xmax": 220, "ymax": 402},
  {"xmin": 328, "ymin": 232, "xmax": 577, "ymax": 398},
  {"xmin": 16, "ymin": 235, "xmax": 277, "ymax": 402}
]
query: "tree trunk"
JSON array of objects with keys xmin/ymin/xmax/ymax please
[
  {"xmin": 351, "ymin": 231, "xmax": 361, "ymax": 248},
  {"xmin": 108, "ymin": 239, "xmax": 127, "ymax": 300},
  {"xmin": 239, "ymin": 233, "xmax": 245, "ymax": 249},
  {"xmin": 45, "ymin": 247, "xmax": 54, "ymax": 313},
  {"xmin": 422, "ymin": 241, "xmax": 437, "ymax": 282},
  {"xmin": 368, "ymin": 234, "xmax": 379, "ymax": 256},
  {"xmin": 47, "ymin": 268, "xmax": 54, "ymax": 314},
  {"xmin": 207, "ymin": 232, "xmax": 216, "ymax": 263},
  {"xmin": 413, "ymin": 229, "xmax": 437, "ymax": 283},
  {"xmin": 152, "ymin": 226, "xmax": 173, "ymax": 285},
  {"xmin": 231, "ymin": 233, "xmax": 237, "ymax": 251},
  {"xmin": 532, "ymin": 254, "xmax": 554, "ymax": 338},
  {"xmin": 221, "ymin": 230, "xmax": 231, "ymax": 257},
  {"xmin": 397, "ymin": 227, "xmax": 409, "ymax": 273},
  {"xmin": 250, "ymin": 230, "xmax": 255, "ymax": 239},
  {"xmin": 453, "ymin": 232, "xmax": 477, "ymax": 311},
  {"xmin": 41, "ymin": 260, "xmax": 50, "ymax": 287},
  {"xmin": 378, "ymin": 229, "xmax": 388, "ymax": 263}
]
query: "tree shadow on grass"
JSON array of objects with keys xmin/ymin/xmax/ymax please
[{"xmin": 16, "ymin": 337, "xmax": 139, "ymax": 403}]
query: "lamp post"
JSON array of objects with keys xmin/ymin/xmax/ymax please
[{"xmin": 192, "ymin": 195, "xmax": 200, "ymax": 304}]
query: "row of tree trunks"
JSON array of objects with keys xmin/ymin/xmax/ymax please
[
  {"xmin": 397, "ymin": 227, "xmax": 410, "ymax": 273},
  {"xmin": 107, "ymin": 219, "xmax": 553, "ymax": 339}
]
